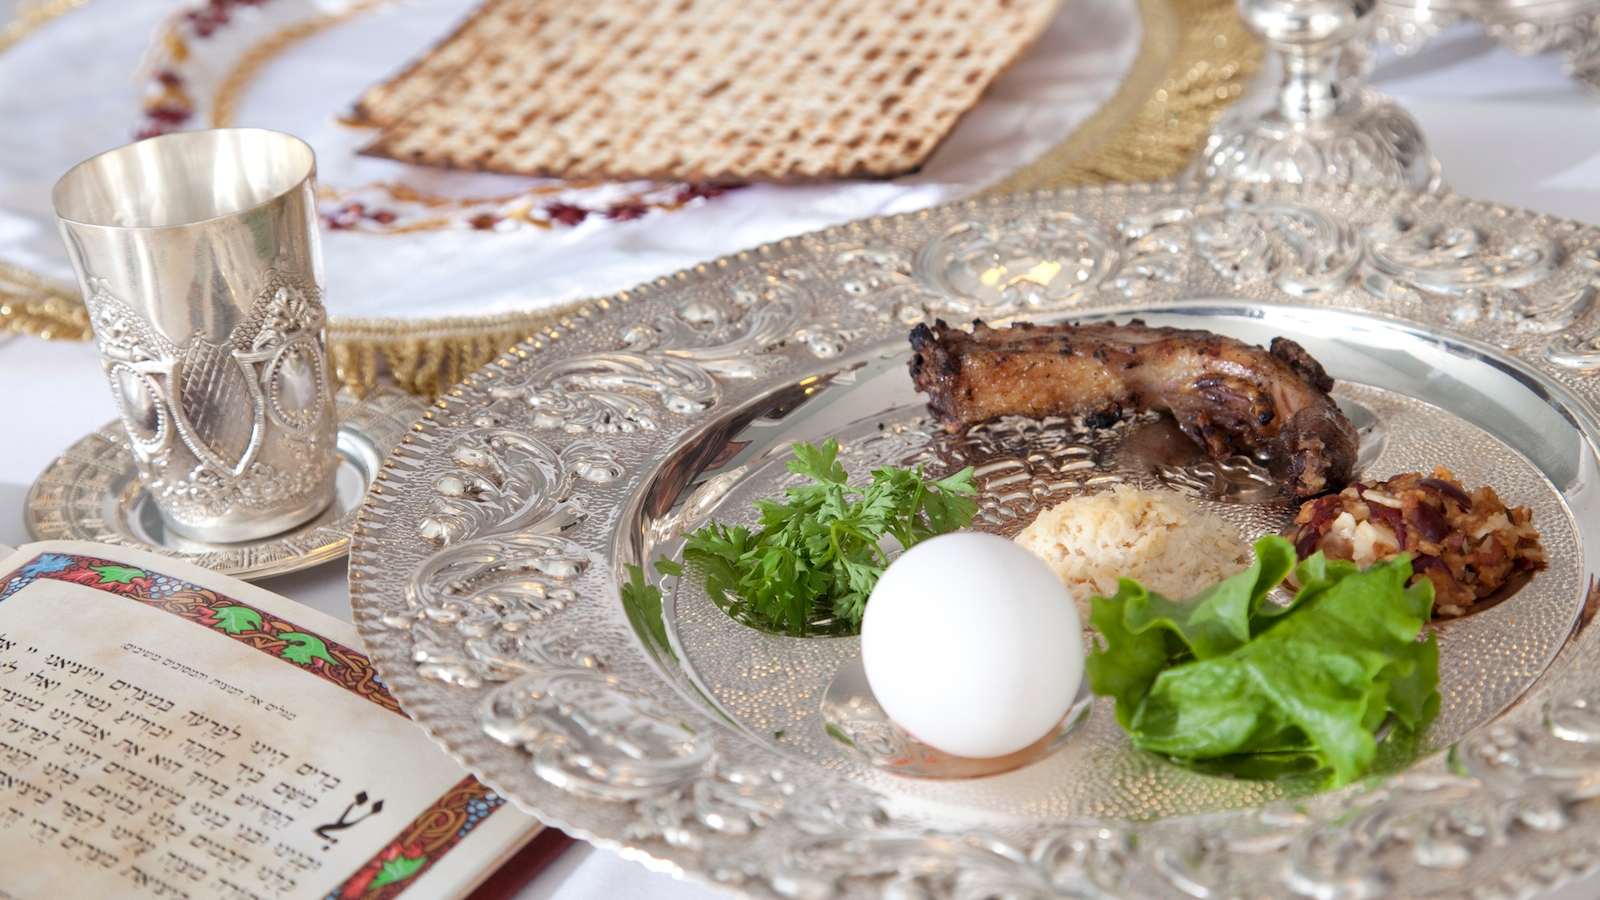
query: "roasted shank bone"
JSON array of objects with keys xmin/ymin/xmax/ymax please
[{"xmin": 907, "ymin": 319, "xmax": 1359, "ymax": 498}]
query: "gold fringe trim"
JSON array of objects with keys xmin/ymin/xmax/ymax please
[
  {"xmin": 0, "ymin": 0, "xmax": 89, "ymax": 55},
  {"xmin": 324, "ymin": 309, "xmax": 584, "ymax": 399},
  {"xmin": 0, "ymin": 259, "xmax": 91, "ymax": 341},
  {"xmin": 0, "ymin": 256, "xmax": 576, "ymax": 397},
  {"xmin": 0, "ymin": 0, "xmax": 1260, "ymax": 398},
  {"xmin": 211, "ymin": 0, "xmax": 385, "ymax": 128}
]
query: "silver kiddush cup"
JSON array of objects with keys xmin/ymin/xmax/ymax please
[{"xmin": 52, "ymin": 128, "xmax": 338, "ymax": 543}]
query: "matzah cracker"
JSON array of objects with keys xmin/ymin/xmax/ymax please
[
  {"xmin": 353, "ymin": 0, "xmax": 528, "ymax": 128},
  {"xmin": 358, "ymin": 0, "xmax": 1060, "ymax": 182}
]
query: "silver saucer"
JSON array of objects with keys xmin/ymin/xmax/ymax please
[{"xmin": 24, "ymin": 384, "xmax": 425, "ymax": 580}]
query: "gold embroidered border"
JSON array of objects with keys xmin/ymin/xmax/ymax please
[
  {"xmin": 0, "ymin": 259, "xmax": 91, "ymax": 341},
  {"xmin": 210, "ymin": 0, "xmax": 386, "ymax": 129},
  {"xmin": 985, "ymin": 0, "xmax": 1260, "ymax": 194},
  {"xmin": 0, "ymin": 0, "xmax": 1260, "ymax": 398},
  {"xmin": 0, "ymin": 0, "xmax": 88, "ymax": 55}
]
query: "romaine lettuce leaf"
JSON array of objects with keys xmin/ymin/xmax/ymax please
[{"xmin": 1086, "ymin": 534, "xmax": 1438, "ymax": 788}]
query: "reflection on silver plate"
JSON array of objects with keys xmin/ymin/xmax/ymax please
[
  {"xmin": 25, "ymin": 385, "xmax": 425, "ymax": 579},
  {"xmin": 821, "ymin": 655, "xmax": 1096, "ymax": 779},
  {"xmin": 663, "ymin": 372, "xmax": 1580, "ymax": 821},
  {"xmin": 350, "ymin": 182, "xmax": 1600, "ymax": 900}
]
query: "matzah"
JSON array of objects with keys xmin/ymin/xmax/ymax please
[
  {"xmin": 357, "ymin": 0, "xmax": 1061, "ymax": 182},
  {"xmin": 352, "ymin": 0, "xmax": 531, "ymax": 128}
]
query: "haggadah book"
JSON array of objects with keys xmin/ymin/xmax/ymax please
[{"xmin": 0, "ymin": 541, "xmax": 543, "ymax": 900}]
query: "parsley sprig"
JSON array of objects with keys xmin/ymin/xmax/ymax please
[{"xmin": 664, "ymin": 439, "xmax": 977, "ymax": 636}]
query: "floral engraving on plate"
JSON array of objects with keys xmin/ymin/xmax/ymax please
[
  {"xmin": 838, "ymin": 240, "xmax": 932, "ymax": 325},
  {"xmin": 840, "ymin": 213, "xmax": 1129, "ymax": 324},
  {"xmin": 1106, "ymin": 207, "xmax": 1193, "ymax": 298},
  {"xmin": 629, "ymin": 763, "xmax": 788, "ymax": 848},
  {"xmin": 1151, "ymin": 203, "xmax": 1579, "ymax": 329},
  {"xmin": 487, "ymin": 350, "xmax": 720, "ymax": 434},
  {"xmin": 1191, "ymin": 203, "xmax": 1364, "ymax": 296},
  {"xmin": 766, "ymin": 827, "xmax": 1136, "ymax": 900},
  {"xmin": 487, "ymin": 270, "xmax": 861, "ymax": 432},
  {"xmin": 480, "ymin": 670, "xmax": 717, "ymax": 799},
  {"xmin": 477, "ymin": 670, "xmax": 885, "ymax": 845},
  {"xmin": 1276, "ymin": 702, "xmax": 1600, "ymax": 899},
  {"xmin": 627, "ymin": 270, "xmax": 860, "ymax": 370},
  {"xmin": 851, "ymin": 201, "xmax": 1580, "ymax": 338},
  {"xmin": 1542, "ymin": 248, "xmax": 1600, "ymax": 369},
  {"xmin": 389, "ymin": 428, "xmax": 607, "ymax": 687},
  {"xmin": 914, "ymin": 214, "xmax": 1117, "ymax": 318},
  {"xmin": 416, "ymin": 429, "xmax": 602, "ymax": 546},
  {"xmin": 1363, "ymin": 218, "xmax": 1576, "ymax": 329},
  {"xmin": 1191, "ymin": 203, "xmax": 1583, "ymax": 331}
]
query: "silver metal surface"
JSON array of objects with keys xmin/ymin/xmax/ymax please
[
  {"xmin": 1373, "ymin": 0, "xmax": 1600, "ymax": 94},
  {"xmin": 1459, "ymin": 0, "xmax": 1600, "ymax": 93},
  {"xmin": 1195, "ymin": 0, "xmax": 1444, "ymax": 191},
  {"xmin": 821, "ymin": 655, "xmax": 1097, "ymax": 779},
  {"xmin": 25, "ymin": 385, "xmax": 423, "ymax": 580},
  {"xmin": 1373, "ymin": 0, "xmax": 1462, "ymax": 53},
  {"xmin": 663, "ymin": 370, "xmax": 1578, "ymax": 817},
  {"xmin": 52, "ymin": 128, "xmax": 339, "ymax": 542},
  {"xmin": 349, "ymin": 182, "xmax": 1600, "ymax": 899}
]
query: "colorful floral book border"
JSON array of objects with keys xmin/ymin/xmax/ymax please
[{"xmin": 0, "ymin": 552, "xmax": 518, "ymax": 900}]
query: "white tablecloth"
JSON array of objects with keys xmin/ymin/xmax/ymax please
[
  {"xmin": 0, "ymin": 0, "xmax": 1139, "ymax": 319},
  {"xmin": 3, "ymin": 2, "xmax": 1600, "ymax": 897}
]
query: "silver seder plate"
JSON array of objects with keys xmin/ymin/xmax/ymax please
[{"xmin": 348, "ymin": 181, "xmax": 1600, "ymax": 900}]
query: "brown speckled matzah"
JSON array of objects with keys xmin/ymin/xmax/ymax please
[
  {"xmin": 353, "ymin": 0, "xmax": 530, "ymax": 128},
  {"xmin": 357, "ymin": 0, "xmax": 1060, "ymax": 182}
]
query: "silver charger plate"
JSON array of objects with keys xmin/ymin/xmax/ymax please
[
  {"xmin": 349, "ymin": 181, "xmax": 1600, "ymax": 900},
  {"xmin": 26, "ymin": 385, "xmax": 425, "ymax": 579}
]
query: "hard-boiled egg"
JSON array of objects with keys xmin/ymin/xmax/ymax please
[{"xmin": 860, "ymin": 531, "xmax": 1083, "ymax": 759}]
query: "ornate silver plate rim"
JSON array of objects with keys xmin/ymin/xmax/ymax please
[
  {"xmin": 349, "ymin": 180, "xmax": 1600, "ymax": 900},
  {"xmin": 25, "ymin": 385, "xmax": 425, "ymax": 580}
]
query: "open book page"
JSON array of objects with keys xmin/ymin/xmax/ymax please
[{"xmin": 0, "ymin": 540, "xmax": 542, "ymax": 900}]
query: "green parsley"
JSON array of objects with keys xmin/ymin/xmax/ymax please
[{"xmin": 673, "ymin": 438, "xmax": 977, "ymax": 636}]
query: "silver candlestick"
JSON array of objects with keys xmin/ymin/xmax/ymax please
[{"xmin": 1195, "ymin": 0, "xmax": 1446, "ymax": 191}]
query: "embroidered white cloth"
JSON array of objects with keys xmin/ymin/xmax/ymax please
[{"xmin": 0, "ymin": 0, "xmax": 1140, "ymax": 319}]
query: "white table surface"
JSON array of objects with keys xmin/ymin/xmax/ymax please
[{"xmin": 3, "ymin": 3, "xmax": 1600, "ymax": 897}]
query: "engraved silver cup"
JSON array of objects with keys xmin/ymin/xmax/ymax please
[{"xmin": 52, "ymin": 128, "xmax": 338, "ymax": 543}]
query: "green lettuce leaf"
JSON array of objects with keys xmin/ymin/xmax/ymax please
[
  {"xmin": 1086, "ymin": 535, "xmax": 1438, "ymax": 788},
  {"xmin": 1085, "ymin": 536, "xmax": 1295, "ymax": 729}
]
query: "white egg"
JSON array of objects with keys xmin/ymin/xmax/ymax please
[{"xmin": 860, "ymin": 532, "xmax": 1083, "ymax": 759}]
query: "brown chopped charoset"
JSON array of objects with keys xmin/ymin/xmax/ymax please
[{"xmin": 1288, "ymin": 467, "xmax": 1544, "ymax": 617}]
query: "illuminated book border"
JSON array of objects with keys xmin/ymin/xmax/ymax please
[{"xmin": 0, "ymin": 552, "xmax": 509, "ymax": 900}]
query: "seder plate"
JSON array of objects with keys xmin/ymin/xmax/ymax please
[
  {"xmin": 349, "ymin": 181, "xmax": 1600, "ymax": 900},
  {"xmin": 25, "ymin": 385, "xmax": 425, "ymax": 580}
]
